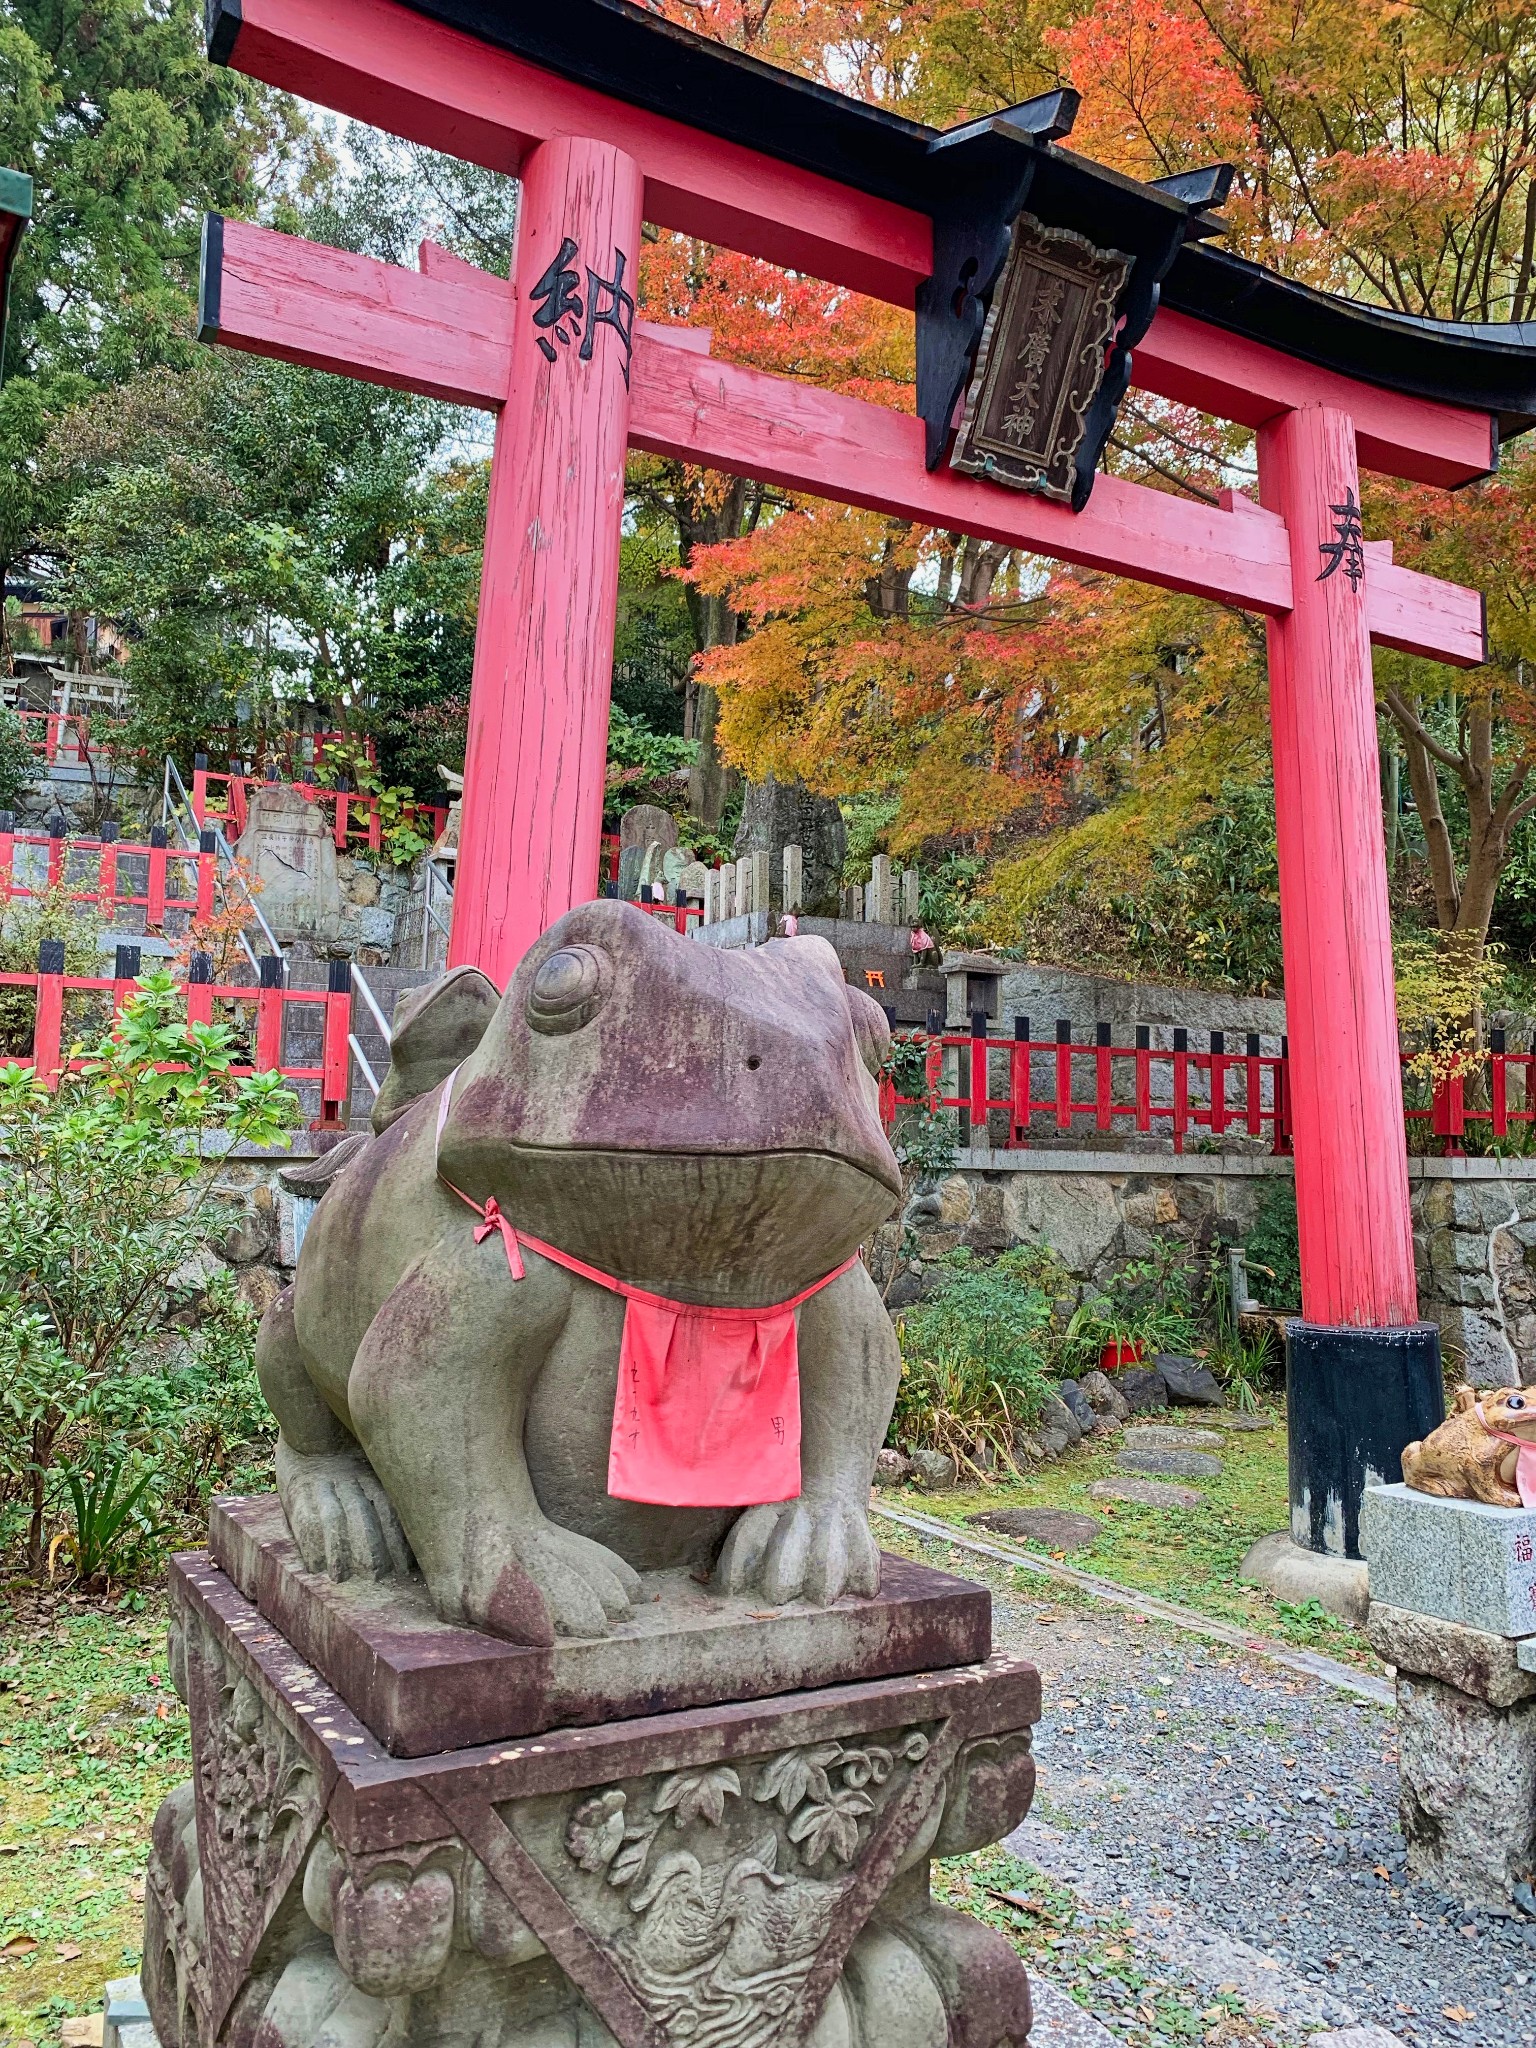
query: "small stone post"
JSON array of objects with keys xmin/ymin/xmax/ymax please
[
  {"xmin": 749, "ymin": 849, "xmax": 772, "ymax": 918},
  {"xmin": 901, "ymin": 866, "xmax": 920, "ymax": 923},
  {"xmin": 783, "ymin": 843, "xmax": 804, "ymax": 913},
  {"xmin": 735, "ymin": 854, "xmax": 753, "ymax": 916}
]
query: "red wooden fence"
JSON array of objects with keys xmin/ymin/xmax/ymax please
[
  {"xmin": 0, "ymin": 816, "xmax": 219, "ymax": 924},
  {"xmin": 190, "ymin": 754, "xmax": 449, "ymax": 856},
  {"xmin": 879, "ymin": 1016, "xmax": 1535, "ymax": 1159},
  {"xmin": 6, "ymin": 943, "xmax": 353, "ymax": 1128}
]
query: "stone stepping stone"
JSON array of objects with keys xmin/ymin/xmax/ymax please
[
  {"xmin": 1123, "ymin": 1424, "xmax": 1223, "ymax": 1450},
  {"xmin": 1202, "ymin": 1411, "xmax": 1276, "ymax": 1431},
  {"xmin": 1116, "ymin": 1445, "xmax": 1223, "ymax": 1479},
  {"xmin": 968, "ymin": 1507, "xmax": 1102, "ymax": 1551},
  {"xmin": 1089, "ymin": 1477, "xmax": 1203, "ymax": 1510}
]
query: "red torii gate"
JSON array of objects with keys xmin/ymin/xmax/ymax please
[{"xmin": 200, "ymin": 0, "xmax": 1536, "ymax": 1572}]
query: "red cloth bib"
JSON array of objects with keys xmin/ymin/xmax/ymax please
[{"xmin": 434, "ymin": 1074, "xmax": 853, "ymax": 1507}]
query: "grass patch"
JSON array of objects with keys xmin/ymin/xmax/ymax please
[
  {"xmin": 0, "ymin": 1593, "xmax": 186, "ymax": 2040},
  {"xmin": 934, "ymin": 1845, "xmax": 1278, "ymax": 2048},
  {"xmin": 877, "ymin": 1408, "xmax": 1371, "ymax": 1660}
]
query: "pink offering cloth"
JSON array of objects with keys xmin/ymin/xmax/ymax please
[
  {"xmin": 434, "ymin": 1073, "xmax": 853, "ymax": 1506},
  {"xmin": 1476, "ymin": 1404, "xmax": 1536, "ymax": 1507}
]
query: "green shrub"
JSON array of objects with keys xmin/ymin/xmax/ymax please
[
  {"xmin": 893, "ymin": 1247, "xmax": 1062, "ymax": 1475},
  {"xmin": 1062, "ymin": 1240, "xmax": 1203, "ymax": 1371},
  {"xmin": 0, "ymin": 974, "xmax": 297, "ymax": 1579},
  {"xmin": 1244, "ymin": 1178, "xmax": 1302, "ymax": 1311}
]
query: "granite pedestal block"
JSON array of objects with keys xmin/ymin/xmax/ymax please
[
  {"xmin": 208, "ymin": 1495, "xmax": 992, "ymax": 1758},
  {"xmin": 144, "ymin": 1552, "xmax": 1039, "ymax": 2048},
  {"xmin": 1359, "ymin": 1482, "xmax": 1536, "ymax": 1636}
]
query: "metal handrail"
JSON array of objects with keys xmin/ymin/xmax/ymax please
[
  {"xmin": 162, "ymin": 753, "xmax": 286, "ymax": 974},
  {"xmin": 348, "ymin": 1033, "xmax": 381, "ymax": 1098},
  {"xmin": 421, "ymin": 856, "xmax": 454, "ymax": 969},
  {"xmin": 350, "ymin": 962, "xmax": 393, "ymax": 1047}
]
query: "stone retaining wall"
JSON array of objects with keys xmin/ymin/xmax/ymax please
[{"xmin": 195, "ymin": 1140, "xmax": 1536, "ymax": 1389}]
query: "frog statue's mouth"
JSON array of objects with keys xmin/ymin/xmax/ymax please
[{"xmin": 437, "ymin": 901, "xmax": 905, "ymax": 1307}]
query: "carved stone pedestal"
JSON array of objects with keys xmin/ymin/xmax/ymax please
[{"xmin": 145, "ymin": 1547, "xmax": 1039, "ymax": 2048}]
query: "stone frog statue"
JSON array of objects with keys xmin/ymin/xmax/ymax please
[
  {"xmin": 1401, "ymin": 1382, "xmax": 1536, "ymax": 1508},
  {"xmin": 256, "ymin": 900, "xmax": 904, "ymax": 1644}
]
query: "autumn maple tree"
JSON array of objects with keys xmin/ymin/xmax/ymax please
[{"xmin": 644, "ymin": 0, "xmax": 1536, "ymax": 992}]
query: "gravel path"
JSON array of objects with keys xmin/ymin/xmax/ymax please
[{"xmin": 973, "ymin": 1572, "xmax": 1536, "ymax": 2048}]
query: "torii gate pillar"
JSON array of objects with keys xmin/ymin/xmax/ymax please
[
  {"xmin": 447, "ymin": 136, "xmax": 643, "ymax": 983},
  {"xmin": 1260, "ymin": 404, "xmax": 1442, "ymax": 1563}
]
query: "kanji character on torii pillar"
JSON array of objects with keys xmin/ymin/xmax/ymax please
[{"xmin": 200, "ymin": 0, "xmax": 1536, "ymax": 1592}]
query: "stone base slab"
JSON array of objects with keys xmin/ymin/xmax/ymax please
[
  {"xmin": 208, "ymin": 1495, "xmax": 992, "ymax": 1758},
  {"xmin": 1367, "ymin": 1601, "xmax": 1536, "ymax": 1708},
  {"xmin": 1360, "ymin": 1482, "xmax": 1536, "ymax": 1636},
  {"xmin": 1397, "ymin": 1672, "xmax": 1536, "ymax": 1910},
  {"xmin": 1238, "ymin": 1531, "xmax": 1369, "ymax": 1626},
  {"xmin": 145, "ymin": 1553, "xmax": 1040, "ymax": 2048}
]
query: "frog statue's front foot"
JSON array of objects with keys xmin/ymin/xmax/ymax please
[{"xmin": 715, "ymin": 1494, "xmax": 883, "ymax": 1608}]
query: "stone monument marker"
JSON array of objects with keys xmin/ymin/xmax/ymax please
[{"xmin": 143, "ymin": 904, "xmax": 1039, "ymax": 2048}]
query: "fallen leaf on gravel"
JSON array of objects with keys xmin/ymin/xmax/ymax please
[
  {"xmin": 56, "ymin": 1942, "xmax": 83, "ymax": 1960},
  {"xmin": 1442, "ymin": 2007, "xmax": 1474, "ymax": 2023},
  {"xmin": 1374, "ymin": 1865, "xmax": 1389, "ymax": 1879}
]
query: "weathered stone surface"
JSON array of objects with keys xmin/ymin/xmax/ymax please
[
  {"xmin": 1034, "ymin": 1393, "xmax": 1083, "ymax": 1459},
  {"xmin": 262, "ymin": 902, "xmax": 904, "ymax": 1648},
  {"xmin": 146, "ymin": 1561, "xmax": 1041, "ymax": 2048},
  {"xmin": 1003, "ymin": 1175, "xmax": 1121, "ymax": 1276},
  {"xmin": 1200, "ymin": 1409, "xmax": 1276, "ymax": 1431},
  {"xmin": 874, "ymin": 1448, "xmax": 912, "ymax": 1485},
  {"xmin": 1056, "ymin": 1380, "xmax": 1097, "ymax": 1432},
  {"xmin": 1032, "ymin": 1977, "xmax": 1120, "ymax": 2048},
  {"xmin": 1078, "ymin": 1369, "xmax": 1130, "ymax": 1423},
  {"xmin": 1239, "ymin": 1531, "xmax": 1369, "ymax": 1625},
  {"xmin": 239, "ymin": 783, "xmax": 347, "ymax": 946},
  {"xmin": 969, "ymin": 1508, "xmax": 1101, "ymax": 1551},
  {"xmin": 210, "ymin": 1498, "xmax": 990, "ymax": 1757},
  {"xmin": 1153, "ymin": 1355, "xmax": 1226, "ymax": 1407},
  {"xmin": 1089, "ymin": 1478, "xmax": 1203, "ymax": 1510},
  {"xmin": 1366, "ymin": 1600, "xmax": 1536, "ymax": 1708},
  {"xmin": 1108, "ymin": 1368, "xmax": 1169, "ymax": 1413},
  {"xmin": 618, "ymin": 804, "xmax": 680, "ymax": 854},
  {"xmin": 1396, "ymin": 1671, "xmax": 1536, "ymax": 1910},
  {"xmin": 1122, "ymin": 1424, "xmax": 1223, "ymax": 1451},
  {"xmin": 733, "ymin": 775, "xmax": 847, "ymax": 917},
  {"xmin": 1361, "ymin": 1482, "xmax": 1536, "ymax": 1635},
  {"xmin": 1116, "ymin": 1446, "xmax": 1222, "ymax": 1479},
  {"xmin": 909, "ymin": 1449, "xmax": 959, "ymax": 1491}
]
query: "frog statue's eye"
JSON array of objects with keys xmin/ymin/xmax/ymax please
[
  {"xmin": 526, "ymin": 945, "xmax": 609, "ymax": 1035},
  {"xmin": 1510, "ymin": 1395, "xmax": 1527, "ymax": 1412}
]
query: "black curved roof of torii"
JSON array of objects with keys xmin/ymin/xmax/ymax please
[{"xmin": 388, "ymin": 0, "xmax": 1536, "ymax": 437}]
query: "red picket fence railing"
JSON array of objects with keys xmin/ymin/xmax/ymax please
[
  {"xmin": 17, "ymin": 708, "xmax": 94, "ymax": 765},
  {"xmin": 4, "ymin": 942, "xmax": 354, "ymax": 1128},
  {"xmin": 880, "ymin": 1014, "xmax": 1536, "ymax": 1158},
  {"xmin": 880, "ymin": 1017, "xmax": 1292, "ymax": 1155},
  {"xmin": 0, "ymin": 815, "xmax": 220, "ymax": 926},
  {"xmin": 190, "ymin": 754, "xmax": 449, "ymax": 856},
  {"xmin": 1402, "ymin": 1026, "xmax": 1536, "ymax": 1156}
]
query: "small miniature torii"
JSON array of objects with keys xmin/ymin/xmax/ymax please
[{"xmin": 199, "ymin": 0, "xmax": 1536, "ymax": 1570}]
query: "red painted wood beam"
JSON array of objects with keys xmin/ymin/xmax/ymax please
[
  {"xmin": 214, "ymin": 0, "xmax": 1501, "ymax": 490},
  {"xmin": 215, "ymin": 0, "xmax": 929, "ymax": 308},
  {"xmin": 205, "ymin": 221, "xmax": 1487, "ymax": 662},
  {"xmin": 1134, "ymin": 306, "xmax": 1496, "ymax": 489}
]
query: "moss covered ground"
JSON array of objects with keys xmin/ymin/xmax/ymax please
[
  {"xmin": 0, "ymin": 1596, "xmax": 186, "ymax": 2045},
  {"xmin": 877, "ymin": 1404, "xmax": 1373, "ymax": 1661}
]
